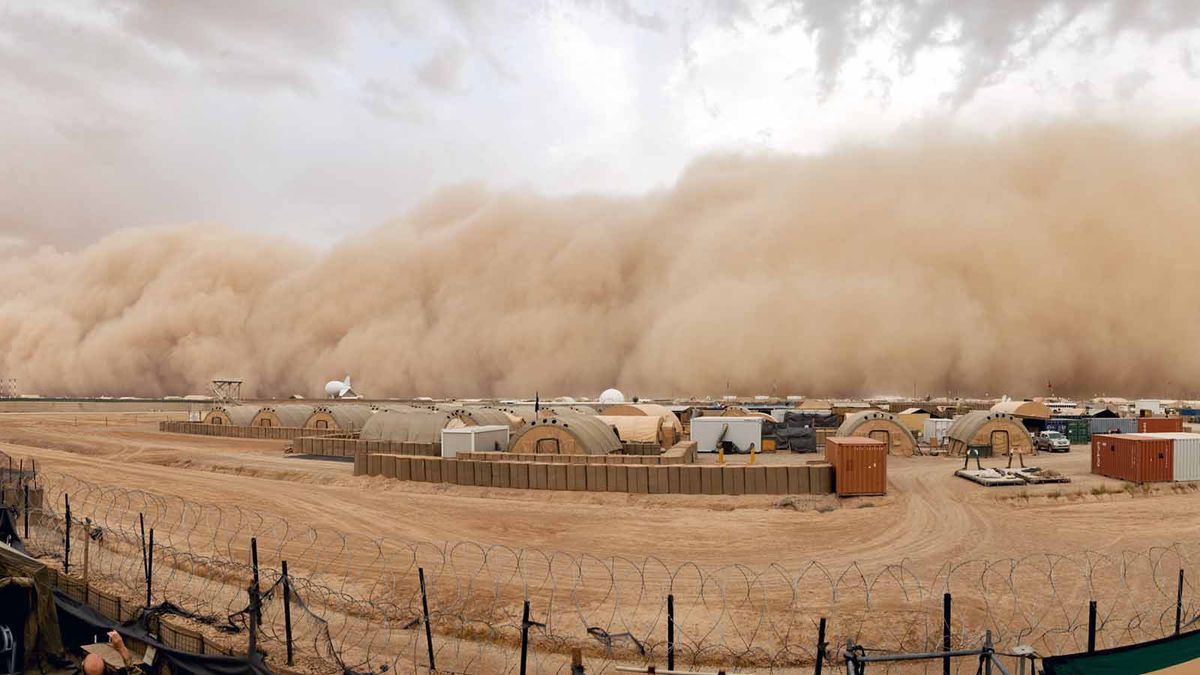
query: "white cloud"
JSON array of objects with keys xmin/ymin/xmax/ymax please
[{"xmin": 1, "ymin": 0, "xmax": 1199, "ymax": 248}]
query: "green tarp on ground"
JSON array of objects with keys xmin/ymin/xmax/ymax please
[{"xmin": 1044, "ymin": 630, "xmax": 1200, "ymax": 675}]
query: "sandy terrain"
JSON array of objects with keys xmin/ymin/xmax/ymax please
[{"xmin": 3, "ymin": 412, "xmax": 1197, "ymax": 673}]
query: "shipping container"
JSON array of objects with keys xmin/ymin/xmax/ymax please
[
  {"xmin": 825, "ymin": 436, "xmax": 887, "ymax": 496},
  {"xmin": 1091, "ymin": 434, "xmax": 1174, "ymax": 482},
  {"xmin": 1126, "ymin": 432, "xmax": 1200, "ymax": 482},
  {"xmin": 1138, "ymin": 417, "xmax": 1184, "ymax": 434},
  {"xmin": 1066, "ymin": 419, "xmax": 1090, "ymax": 444},
  {"xmin": 1087, "ymin": 417, "xmax": 1137, "ymax": 436}
]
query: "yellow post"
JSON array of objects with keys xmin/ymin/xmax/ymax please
[
  {"xmin": 749, "ymin": 442, "xmax": 756, "ymax": 465},
  {"xmin": 718, "ymin": 443, "xmax": 725, "ymax": 465}
]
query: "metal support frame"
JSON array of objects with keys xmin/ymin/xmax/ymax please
[{"xmin": 843, "ymin": 631, "xmax": 1009, "ymax": 675}]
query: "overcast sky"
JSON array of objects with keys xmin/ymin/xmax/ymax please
[{"xmin": 3, "ymin": 0, "xmax": 1199, "ymax": 249}]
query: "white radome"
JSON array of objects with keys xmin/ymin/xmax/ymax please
[{"xmin": 599, "ymin": 388, "xmax": 625, "ymax": 404}]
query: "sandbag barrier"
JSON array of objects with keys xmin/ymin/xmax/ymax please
[{"xmin": 354, "ymin": 451, "xmax": 832, "ymax": 495}]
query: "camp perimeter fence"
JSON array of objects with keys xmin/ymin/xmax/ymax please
[{"xmin": 10, "ymin": 469, "xmax": 1200, "ymax": 674}]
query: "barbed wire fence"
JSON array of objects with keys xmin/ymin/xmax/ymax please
[{"xmin": 8, "ymin": 465, "xmax": 1200, "ymax": 674}]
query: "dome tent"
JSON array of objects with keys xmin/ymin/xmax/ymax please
[
  {"xmin": 835, "ymin": 411, "xmax": 919, "ymax": 457},
  {"xmin": 946, "ymin": 411, "xmax": 1033, "ymax": 458},
  {"xmin": 304, "ymin": 405, "xmax": 374, "ymax": 431},
  {"xmin": 250, "ymin": 404, "xmax": 318, "ymax": 428},
  {"xmin": 508, "ymin": 413, "xmax": 622, "ymax": 456},
  {"xmin": 360, "ymin": 410, "xmax": 464, "ymax": 444},
  {"xmin": 204, "ymin": 405, "xmax": 258, "ymax": 426}
]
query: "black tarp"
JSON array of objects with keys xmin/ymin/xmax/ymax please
[
  {"xmin": 772, "ymin": 412, "xmax": 840, "ymax": 452},
  {"xmin": 784, "ymin": 412, "xmax": 840, "ymax": 429},
  {"xmin": 0, "ymin": 505, "xmax": 22, "ymax": 550},
  {"xmin": 55, "ymin": 591, "xmax": 271, "ymax": 675}
]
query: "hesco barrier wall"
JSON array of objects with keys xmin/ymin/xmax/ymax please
[
  {"xmin": 293, "ymin": 434, "xmax": 442, "ymax": 457},
  {"xmin": 354, "ymin": 452, "xmax": 833, "ymax": 495},
  {"xmin": 463, "ymin": 441, "xmax": 698, "ymax": 466},
  {"xmin": 158, "ymin": 420, "xmax": 336, "ymax": 441}
]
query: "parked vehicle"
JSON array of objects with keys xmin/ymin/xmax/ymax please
[{"xmin": 1035, "ymin": 430, "xmax": 1071, "ymax": 453}]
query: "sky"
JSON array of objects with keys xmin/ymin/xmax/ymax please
[{"xmin": 3, "ymin": 0, "xmax": 1200, "ymax": 250}]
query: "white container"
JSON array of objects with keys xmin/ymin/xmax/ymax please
[
  {"xmin": 923, "ymin": 418, "xmax": 954, "ymax": 444},
  {"xmin": 690, "ymin": 417, "xmax": 763, "ymax": 453},
  {"xmin": 440, "ymin": 425, "xmax": 509, "ymax": 458},
  {"xmin": 1135, "ymin": 399, "xmax": 1165, "ymax": 416}
]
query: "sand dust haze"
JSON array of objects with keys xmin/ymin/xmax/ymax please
[{"xmin": 2, "ymin": 125, "xmax": 1198, "ymax": 399}]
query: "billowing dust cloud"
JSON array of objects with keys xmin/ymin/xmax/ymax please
[{"xmin": 3, "ymin": 125, "xmax": 1200, "ymax": 399}]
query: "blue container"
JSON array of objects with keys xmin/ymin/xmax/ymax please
[{"xmin": 1045, "ymin": 419, "xmax": 1069, "ymax": 434}]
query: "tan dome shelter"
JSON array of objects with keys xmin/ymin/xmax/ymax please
[
  {"xmin": 508, "ymin": 413, "xmax": 622, "ymax": 456},
  {"xmin": 835, "ymin": 411, "xmax": 919, "ymax": 456},
  {"xmin": 498, "ymin": 406, "xmax": 538, "ymax": 424},
  {"xmin": 945, "ymin": 411, "xmax": 1033, "ymax": 458},
  {"xmin": 595, "ymin": 415, "xmax": 666, "ymax": 446},
  {"xmin": 551, "ymin": 405, "xmax": 598, "ymax": 416},
  {"xmin": 453, "ymin": 406, "xmax": 524, "ymax": 430},
  {"xmin": 599, "ymin": 403, "xmax": 683, "ymax": 446},
  {"xmin": 989, "ymin": 400, "xmax": 1052, "ymax": 419},
  {"xmin": 250, "ymin": 404, "xmax": 318, "ymax": 428},
  {"xmin": 360, "ymin": 410, "xmax": 465, "ymax": 444},
  {"xmin": 304, "ymin": 405, "xmax": 373, "ymax": 432},
  {"xmin": 204, "ymin": 405, "xmax": 258, "ymax": 426}
]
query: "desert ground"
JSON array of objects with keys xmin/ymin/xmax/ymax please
[{"xmin": 4, "ymin": 411, "xmax": 1198, "ymax": 673}]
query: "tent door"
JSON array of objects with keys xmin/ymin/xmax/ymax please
[
  {"xmin": 536, "ymin": 438, "xmax": 560, "ymax": 455},
  {"xmin": 990, "ymin": 430, "xmax": 1010, "ymax": 455},
  {"xmin": 868, "ymin": 430, "xmax": 891, "ymax": 449}
]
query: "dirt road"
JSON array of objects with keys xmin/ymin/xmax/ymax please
[{"xmin": 2, "ymin": 412, "xmax": 1194, "ymax": 570}]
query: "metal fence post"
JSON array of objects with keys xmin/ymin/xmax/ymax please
[
  {"xmin": 418, "ymin": 567, "xmax": 435, "ymax": 672},
  {"xmin": 1087, "ymin": 600, "xmax": 1097, "ymax": 653},
  {"xmin": 245, "ymin": 536, "xmax": 261, "ymax": 659},
  {"xmin": 1177, "ymin": 569, "xmax": 1185, "ymax": 635},
  {"xmin": 815, "ymin": 617, "xmax": 827, "ymax": 675},
  {"xmin": 519, "ymin": 599, "xmax": 532, "ymax": 675},
  {"xmin": 282, "ymin": 560, "xmax": 294, "ymax": 666},
  {"xmin": 63, "ymin": 494, "xmax": 71, "ymax": 574},
  {"xmin": 943, "ymin": 592, "xmax": 952, "ymax": 675},
  {"xmin": 250, "ymin": 537, "xmax": 261, "ymax": 627},
  {"xmin": 147, "ymin": 528, "xmax": 154, "ymax": 608},
  {"xmin": 981, "ymin": 630, "xmax": 992, "ymax": 675},
  {"xmin": 667, "ymin": 593, "xmax": 675, "ymax": 670},
  {"xmin": 22, "ymin": 484, "xmax": 29, "ymax": 540}
]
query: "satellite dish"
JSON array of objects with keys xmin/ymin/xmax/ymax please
[{"xmin": 325, "ymin": 374, "xmax": 358, "ymax": 399}]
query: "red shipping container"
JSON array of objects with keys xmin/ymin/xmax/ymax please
[
  {"xmin": 1091, "ymin": 434, "xmax": 1173, "ymax": 482},
  {"xmin": 825, "ymin": 437, "xmax": 887, "ymax": 496},
  {"xmin": 1138, "ymin": 417, "xmax": 1185, "ymax": 433}
]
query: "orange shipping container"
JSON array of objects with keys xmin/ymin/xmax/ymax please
[
  {"xmin": 824, "ymin": 437, "xmax": 887, "ymax": 496},
  {"xmin": 1091, "ymin": 434, "xmax": 1173, "ymax": 482},
  {"xmin": 1138, "ymin": 417, "xmax": 1185, "ymax": 434}
]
